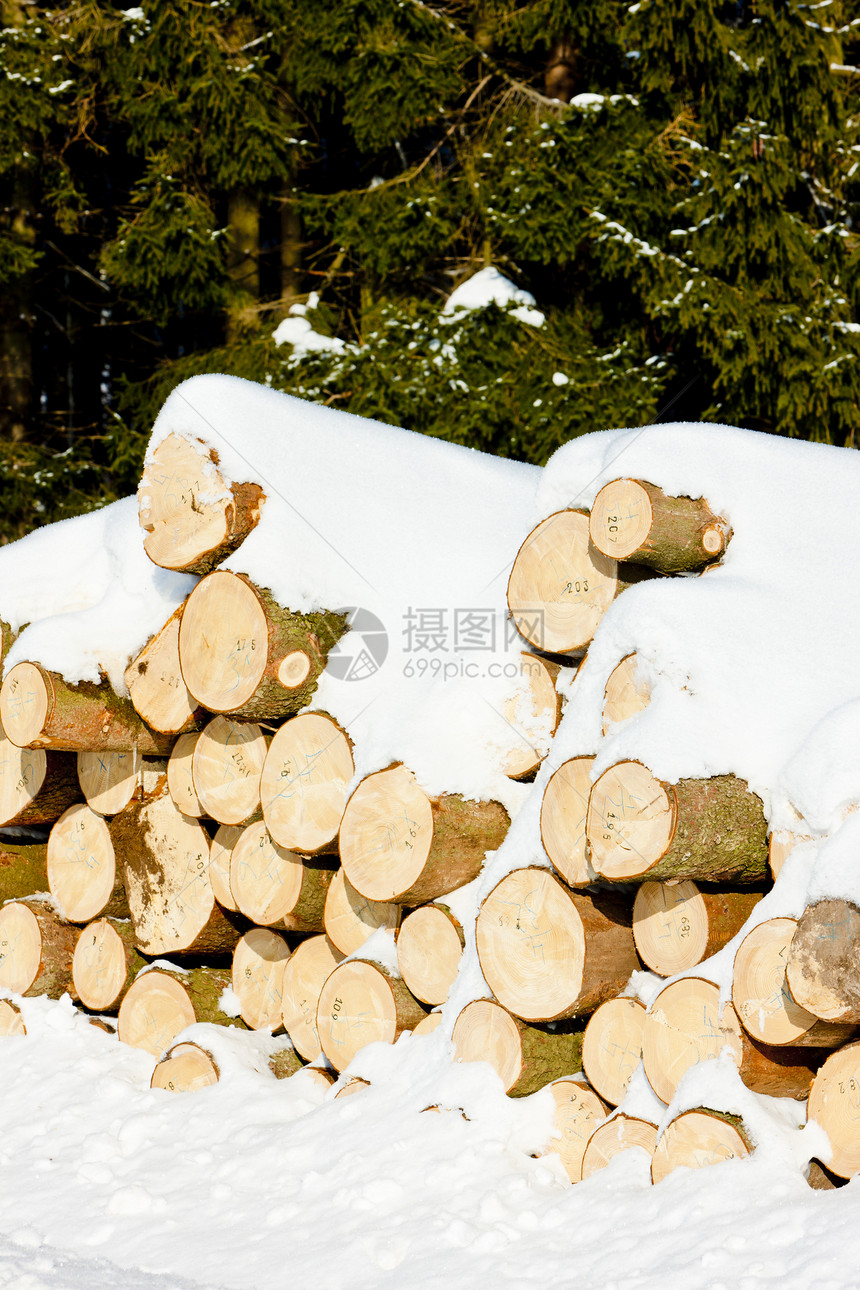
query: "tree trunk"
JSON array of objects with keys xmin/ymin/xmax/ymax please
[
  {"xmin": 151, "ymin": 1041, "xmax": 220, "ymax": 1092},
  {"xmin": 540, "ymin": 755, "xmax": 597, "ymax": 887},
  {"xmin": 117, "ymin": 965, "xmax": 246, "ymax": 1056},
  {"xmin": 633, "ymin": 880, "xmax": 763, "ymax": 977},
  {"xmin": 229, "ymin": 821, "xmax": 336, "ymax": 933},
  {"xmin": 396, "ymin": 903, "xmax": 464, "ymax": 1006},
  {"xmin": 178, "ymin": 571, "xmax": 346, "ymax": 720},
  {"xmin": 191, "ymin": 716, "xmax": 268, "ymax": 825},
  {"xmin": 808, "ymin": 1041, "xmax": 860, "ymax": 1179},
  {"xmin": 0, "ymin": 836, "xmax": 49, "ymax": 904},
  {"xmin": 0, "ymin": 898, "xmax": 78, "ymax": 997},
  {"xmin": 544, "ymin": 1077, "xmax": 610, "ymax": 1182},
  {"xmin": 124, "ymin": 604, "xmax": 205, "ymax": 735},
  {"xmin": 322, "ymin": 869, "xmax": 400, "ymax": 957},
  {"xmin": 476, "ymin": 867, "xmax": 638, "ymax": 1023},
  {"xmin": 231, "ymin": 926, "xmax": 291, "ymax": 1031},
  {"xmin": 786, "ymin": 899, "xmax": 860, "ymax": 1024},
  {"xmin": 601, "ymin": 653, "xmax": 651, "ymax": 734},
  {"xmin": 260, "ymin": 711, "xmax": 354, "ymax": 855},
  {"xmin": 76, "ymin": 748, "xmax": 141, "ymax": 816},
  {"xmin": 0, "ymin": 662, "xmax": 173, "ymax": 754},
  {"xmin": 0, "ymin": 735, "xmax": 80, "ymax": 827},
  {"xmin": 339, "ymin": 763, "xmax": 510, "ymax": 904},
  {"xmin": 281, "ymin": 933, "xmax": 345, "ymax": 1061},
  {"xmin": 580, "ymin": 1114, "xmax": 658, "ymax": 1180},
  {"xmin": 316, "ymin": 958, "xmax": 428, "ymax": 1071},
  {"xmin": 582, "ymin": 996, "xmax": 647, "ymax": 1107},
  {"xmin": 589, "ymin": 479, "xmax": 730, "ymax": 573},
  {"xmin": 72, "ymin": 917, "xmax": 147, "ymax": 1012},
  {"xmin": 451, "ymin": 998, "xmax": 586, "ymax": 1097},
  {"xmin": 47, "ymin": 803, "xmax": 129, "ymax": 923},
  {"xmin": 269, "ymin": 1046, "xmax": 306, "ymax": 1080},
  {"xmin": 651, "ymin": 1108, "xmax": 752, "ymax": 1183},
  {"xmin": 587, "ymin": 761, "xmax": 768, "ymax": 884}
]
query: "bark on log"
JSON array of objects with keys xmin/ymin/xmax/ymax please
[
  {"xmin": 0, "ymin": 898, "xmax": 78, "ymax": 998},
  {"xmin": 138, "ymin": 431, "xmax": 265, "ymax": 575},
  {"xmin": 178, "ymin": 571, "xmax": 345, "ymax": 720},
  {"xmin": 151, "ymin": 1041, "xmax": 220, "ymax": 1092},
  {"xmin": 476, "ymin": 867, "xmax": 638, "ymax": 1023},
  {"xmin": 339, "ymin": 764, "xmax": 510, "ymax": 905},
  {"xmin": 269, "ymin": 1047, "xmax": 306, "ymax": 1080},
  {"xmin": 118, "ymin": 965, "xmax": 246, "ymax": 1056},
  {"xmin": 633, "ymin": 881, "xmax": 762, "ymax": 977},
  {"xmin": 229, "ymin": 821, "xmax": 336, "ymax": 933},
  {"xmin": 506, "ymin": 509, "xmax": 652, "ymax": 654},
  {"xmin": 47, "ymin": 803, "xmax": 129, "ymax": 923},
  {"xmin": 808, "ymin": 1042, "xmax": 860, "ymax": 1179},
  {"xmin": 396, "ymin": 903, "xmax": 464, "ymax": 1006},
  {"xmin": 786, "ymin": 899, "xmax": 860, "ymax": 1024},
  {"xmin": 124, "ymin": 605, "xmax": 205, "ymax": 736},
  {"xmin": 582, "ymin": 996, "xmax": 647, "ymax": 1107},
  {"xmin": 501, "ymin": 654, "xmax": 563, "ymax": 780},
  {"xmin": 77, "ymin": 749, "xmax": 141, "ymax": 817},
  {"xmin": 601, "ymin": 653, "xmax": 651, "ymax": 734},
  {"xmin": 281, "ymin": 934, "xmax": 345, "ymax": 1062},
  {"xmin": 0, "ymin": 999, "xmax": 26, "ymax": 1037},
  {"xmin": 209, "ymin": 823, "xmax": 242, "ymax": 912},
  {"xmin": 540, "ymin": 756, "xmax": 597, "ymax": 887},
  {"xmin": 166, "ymin": 732, "xmax": 206, "ymax": 818},
  {"xmin": 544, "ymin": 1078, "xmax": 609, "ymax": 1182},
  {"xmin": 231, "ymin": 927, "xmax": 291, "ymax": 1031},
  {"xmin": 316, "ymin": 959, "xmax": 428, "ymax": 1071},
  {"xmin": 733, "ymin": 917, "xmax": 857, "ymax": 1048},
  {"xmin": 191, "ymin": 716, "xmax": 268, "ymax": 825},
  {"xmin": 0, "ymin": 663, "xmax": 173, "ymax": 754},
  {"xmin": 581, "ymin": 1115, "xmax": 658, "ymax": 1180},
  {"xmin": 323, "ymin": 869, "xmax": 401, "ymax": 957},
  {"xmin": 0, "ymin": 734, "xmax": 80, "ymax": 827},
  {"xmin": 260, "ymin": 712, "xmax": 354, "ymax": 855},
  {"xmin": 587, "ymin": 761, "xmax": 768, "ymax": 884},
  {"xmin": 72, "ymin": 917, "xmax": 147, "ymax": 1012},
  {"xmin": 651, "ymin": 1109, "xmax": 752, "ymax": 1184},
  {"xmin": 589, "ymin": 479, "xmax": 730, "ymax": 574},
  {"xmin": 0, "ymin": 835, "xmax": 49, "ymax": 904},
  {"xmin": 451, "ymin": 998, "xmax": 585, "ymax": 1097}
]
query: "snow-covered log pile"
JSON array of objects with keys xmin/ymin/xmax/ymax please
[{"xmin": 1, "ymin": 375, "xmax": 860, "ymax": 1194}]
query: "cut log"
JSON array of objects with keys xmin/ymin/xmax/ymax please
[
  {"xmin": 396, "ymin": 903, "xmax": 464, "ymax": 1006},
  {"xmin": 808, "ymin": 1042, "xmax": 860, "ymax": 1179},
  {"xmin": 47, "ymin": 803, "xmax": 129, "ymax": 923},
  {"xmin": 316, "ymin": 959, "xmax": 427, "ymax": 1071},
  {"xmin": 601, "ymin": 653, "xmax": 651, "ymax": 735},
  {"xmin": 540, "ymin": 756, "xmax": 597, "ymax": 887},
  {"xmin": 151, "ymin": 1041, "xmax": 220, "ymax": 1092},
  {"xmin": 111, "ymin": 786, "xmax": 242, "ymax": 957},
  {"xmin": 544, "ymin": 1078, "xmax": 609, "ymax": 1183},
  {"xmin": 580, "ymin": 1115, "xmax": 658, "ymax": 1180},
  {"xmin": 167, "ymin": 732, "xmax": 206, "ymax": 819},
  {"xmin": 0, "ymin": 898, "xmax": 78, "ymax": 997},
  {"xmin": 642, "ymin": 976, "xmax": 824, "ymax": 1105},
  {"xmin": 229, "ymin": 821, "xmax": 335, "ymax": 933},
  {"xmin": 587, "ymin": 762, "xmax": 768, "ymax": 884},
  {"xmin": 768, "ymin": 829, "xmax": 811, "ymax": 880},
  {"xmin": 0, "ymin": 999, "xmax": 26, "ymax": 1037},
  {"xmin": 281, "ymin": 934, "xmax": 345, "ymax": 1062},
  {"xmin": 335, "ymin": 1077, "xmax": 371, "ymax": 1099},
  {"xmin": 269, "ymin": 1047, "xmax": 305, "ymax": 1080},
  {"xmin": 476, "ymin": 867, "xmax": 638, "ymax": 1023},
  {"xmin": 651, "ymin": 1109, "xmax": 752, "ymax": 1183},
  {"xmin": 0, "ymin": 663, "xmax": 173, "ymax": 754},
  {"xmin": 323, "ymin": 869, "xmax": 401, "ymax": 957},
  {"xmin": 0, "ymin": 835, "xmax": 49, "ymax": 904},
  {"xmin": 72, "ymin": 917, "xmax": 147, "ymax": 1012},
  {"xmin": 582, "ymin": 996, "xmax": 647, "ymax": 1107},
  {"xmin": 451, "ymin": 998, "xmax": 585, "ymax": 1097},
  {"xmin": 413, "ymin": 1010, "xmax": 443, "ymax": 1037},
  {"xmin": 117, "ymin": 965, "xmax": 244, "ymax": 1056},
  {"xmin": 506, "ymin": 509, "xmax": 650, "ymax": 654},
  {"xmin": 231, "ymin": 927, "xmax": 291, "ymax": 1031},
  {"xmin": 209, "ymin": 823, "xmax": 242, "ymax": 912},
  {"xmin": 589, "ymin": 479, "xmax": 729, "ymax": 573},
  {"xmin": 806, "ymin": 1160, "xmax": 846, "ymax": 1190},
  {"xmin": 124, "ymin": 605, "xmax": 204, "ymax": 736},
  {"xmin": 733, "ymin": 917, "xmax": 857, "ymax": 1048},
  {"xmin": 501, "ymin": 654, "xmax": 563, "ymax": 780},
  {"xmin": 339, "ymin": 764, "xmax": 510, "ymax": 904},
  {"xmin": 633, "ymin": 881, "xmax": 762, "ymax": 977},
  {"xmin": 786, "ymin": 899, "xmax": 860, "ymax": 1024},
  {"xmin": 0, "ymin": 734, "xmax": 80, "ymax": 827},
  {"xmin": 138, "ymin": 431, "xmax": 265, "ymax": 575},
  {"xmin": 260, "ymin": 712, "xmax": 354, "ymax": 855},
  {"xmin": 178, "ymin": 570, "xmax": 345, "ymax": 720},
  {"xmin": 191, "ymin": 716, "xmax": 268, "ymax": 826},
  {"xmin": 76, "ymin": 748, "xmax": 141, "ymax": 817}
]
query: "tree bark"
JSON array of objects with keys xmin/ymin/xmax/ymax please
[
  {"xmin": 0, "ymin": 836, "xmax": 49, "ymax": 904},
  {"xmin": 589, "ymin": 479, "xmax": 730, "ymax": 573},
  {"xmin": 451, "ymin": 998, "xmax": 586, "ymax": 1097}
]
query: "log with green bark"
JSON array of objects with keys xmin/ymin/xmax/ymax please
[
  {"xmin": 589, "ymin": 479, "xmax": 730, "ymax": 574},
  {"xmin": 451, "ymin": 997, "xmax": 586, "ymax": 1098}
]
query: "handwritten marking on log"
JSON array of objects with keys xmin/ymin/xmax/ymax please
[
  {"xmin": 281, "ymin": 934, "xmax": 344, "ymax": 1062},
  {"xmin": 261, "ymin": 712, "xmax": 354, "ymax": 854},
  {"xmin": 231, "ymin": 927, "xmax": 291, "ymax": 1031}
]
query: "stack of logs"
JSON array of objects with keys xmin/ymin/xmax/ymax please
[{"xmin": 0, "ymin": 441, "xmax": 857, "ymax": 1188}]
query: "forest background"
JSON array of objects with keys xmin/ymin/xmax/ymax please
[{"xmin": 1, "ymin": 0, "xmax": 858, "ymax": 543}]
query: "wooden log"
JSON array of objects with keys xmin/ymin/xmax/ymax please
[
  {"xmin": 229, "ymin": 821, "xmax": 335, "ymax": 933},
  {"xmin": 0, "ymin": 734, "xmax": 80, "ymax": 827},
  {"xmin": 117, "ymin": 965, "xmax": 245, "ymax": 1056},
  {"xmin": 260, "ymin": 712, "xmax": 354, "ymax": 855},
  {"xmin": 581, "ymin": 1114, "xmax": 658, "ymax": 1180},
  {"xmin": 72, "ymin": 917, "xmax": 147, "ymax": 1012},
  {"xmin": 0, "ymin": 663, "xmax": 173, "ymax": 754},
  {"xmin": 501, "ymin": 654, "xmax": 563, "ymax": 780},
  {"xmin": 539, "ymin": 756, "xmax": 596, "ymax": 887},
  {"xmin": 768, "ymin": 828, "xmax": 811, "ymax": 880},
  {"xmin": 177, "ymin": 570, "xmax": 345, "ymax": 720},
  {"xmin": 543, "ymin": 1078, "xmax": 609, "ymax": 1182},
  {"xmin": 111, "ymin": 786, "xmax": 242, "ymax": 957},
  {"xmin": 413, "ymin": 1010, "xmax": 443, "ymax": 1037},
  {"xmin": 587, "ymin": 761, "xmax": 768, "ymax": 884},
  {"xmin": 733, "ymin": 917, "xmax": 857, "ymax": 1048},
  {"xmin": 475, "ymin": 867, "xmax": 638, "ymax": 1023},
  {"xmin": 138, "ymin": 431, "xmax": 266, "ymax": 575},
  {"xmin": 269, "ymin": 1047, "xmax": 306, "ymax": 1080},
  {"xmin": 396, "ymin": 903, "xmax": 464, "ymax": 1007},
  {"xmin": 0, "ymin": 999, "xmax": 26, "ymax": 1037},
  {"xmin": 191, "ymin": 716, "xmax": 268, "ymax": 826},
  {"xmin": 335, "ymin": 1076, "xmax": 371, "ymax": 1099},
  {"xmin": 76, "ymin": 748, "xmax": 142, "ymax": 817},
  {"xmin": 589, "ymin": 479, "xmax": 730, "ymax": 573},
  {"xmin": 451, "ymin": 999, "xmax": 585, "ymax": 1097},
  {"xmin": 506, "ymin": 509, "xmax": 651, "ymax": 654},
  {"xmin": 281, "ymin": 934, "xmax": 345, "ymax": 1061},
  {"xmin": 582, "ymin": 996, "xmax": 647, "ymax": 1107},
  {"xmin": 339, "ymin": 764, "xmax": 510, "ymax": 904},
  {"xmin": 151, "ymin": 1041, "xmax": 220, "ymax": 1092},
  {"xmin": 0, "ymin": 835, "xmax": 49, "ymax": 904},
  {"xmin": 642, "ymin": 976, "xmax": 824, "ymax": 1105},
  {"xmin": 166, "ymin": 732, "xmax": 206, "ymax": 819},
  {"xmin": 124, "ymin": 605, "xmax": 205, "ymax": 736},
  {"xmin": 209, "ymin": 823, "xmax": 242, "ymax": 912},
  {"xmin": 231, "ymin": 927, "xmax": 291, "ymax": 1031},
  {"xmin": 316, "ymin": 959, "xmax": 427, "ymax": 1071},
  {"xmin": 651, "ymin": 1109, "xmax": 752, "ymax": 1183},
  {"xmin": 323, "ymin": 869, "xmax": 401, "ymax": 957},
  {"xmin": 0, "ymin": 898, "xmax": 78, "ymax": 998},
  {"xmin": 806, "ymin": 1160, "xmax": 846, "ymax": 1190},
  {"xmin": 633, "ymin": 881, "xmax": 762, "ymax": 977},
  {"xmin": 601, "ymin": 653, "xmax": 651, "ymax": 734},
  {"xmin": 808, "ymin": 1042, "xmax": 860, "ymax": 1179},
  {"xmin": 786, "ymin": 899, "xmax": 860, "ymax": 1024},
  {"xmin": 47, "ymin": 804, "xmax": 129, "ymax": 923}
]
